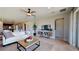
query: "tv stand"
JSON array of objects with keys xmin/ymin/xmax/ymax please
[{"xmin": 38, "ymin": 30, "xmax": 53, "ymax": 38}]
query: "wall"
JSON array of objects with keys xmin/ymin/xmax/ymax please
[
  {"xmin": 26, "ymin": 12, "xmax": 70, "ymax": 41},
  {"xmin": 0, "ymin": 20, "xmax": 3, "ymax": 33},
  {"xmin": 36, "ymin": 13, "xmax": 70, "ymax": 40}
]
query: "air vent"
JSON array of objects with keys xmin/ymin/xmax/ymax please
[{"xmin": 60, "ymin": 8, "xmax": 66, "ymax": 12}]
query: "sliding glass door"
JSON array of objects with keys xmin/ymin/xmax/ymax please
[
  {"xmin": 70, "ymin": 8, "xmax": 79, "ymax": 48},
  {"xmin": 72, "ymin": 8, "xmax": 79, "ymax": 48},
  {"xmin": 75, "ymin": 11, "xmax": 79, "ymax": 48}
]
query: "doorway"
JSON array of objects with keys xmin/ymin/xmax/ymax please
[{"xmin": 55, "ymin": 18, "xmax": 64, "ymax": 39}]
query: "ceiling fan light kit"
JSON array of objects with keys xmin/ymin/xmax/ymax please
[{"xmin": 27, "ymin": 13, "xmax": 32, "ymax": 16}]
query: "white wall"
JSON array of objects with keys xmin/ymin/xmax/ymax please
[
  {"xmin": 0, "ymin": 20, "xmax": 3, "ymax": 33},
  {"xmin": 26, "ymin": 12, "xmax": 70, "ymax": 40},
  {"xmin": 26, "ymin": 13, "xmax": 70, "ymax": 41}
]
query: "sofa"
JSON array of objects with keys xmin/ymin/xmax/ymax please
[{"xmin": 3, "ymin": 30, "xmax": 32, "ymax": 46}]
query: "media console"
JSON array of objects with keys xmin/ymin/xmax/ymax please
[{"xmin": 37, "ymin": 30, "xmax": 53, "ymax": 38}]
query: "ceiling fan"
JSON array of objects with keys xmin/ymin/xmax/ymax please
[{"xmin": 21, "ymin": 8, "xmax": 36, "ymax": 16}]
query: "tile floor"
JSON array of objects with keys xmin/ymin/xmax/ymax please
[{"xmin": 0, "ymin": 37, "xmax": 78, "ymax": 51}]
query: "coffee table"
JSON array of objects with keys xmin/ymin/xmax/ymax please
[{"xmin": 17, "ymin": 38, "xmax": 40, "ymax": 51}]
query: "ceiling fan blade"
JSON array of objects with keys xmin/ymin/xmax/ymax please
[
  {"xmin": 32, "ymin": 14, "xmax": 36, "ymax": 17},
  {"xmin": 31, "ymin": 11, "xmax": 36, "ymax": 13},
  {"xmin": 21, "ymin": 9, "xmax": 28, "ymax": 13},
  {"xmin": 27, "ymin": 15, "xmax": 31, "ymax": 16}
]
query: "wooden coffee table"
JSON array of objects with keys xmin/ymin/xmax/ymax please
[{"xmin": 17, "ymin": 38, "xmax": 40, "ymax": 51}]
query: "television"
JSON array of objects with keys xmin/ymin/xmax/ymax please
[
  {"xmin": 44, "ymin": 25, "xmax": 48, "ymax": 30},
  {"xmin": 41, "ymin": 25, "xmax": 52, "ymax": 31}
]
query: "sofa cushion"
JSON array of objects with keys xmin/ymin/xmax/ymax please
[
  {"xmin": 3, "ymin": 30, "xmax": 15, "ymax": 39},
  {"xmin": 13, "ymin": 31, "xmax": 25, "ymax": 36}
]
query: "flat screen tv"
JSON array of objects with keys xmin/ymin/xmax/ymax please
[
  {"xmin": 44, "ymin": 25, "xmax": 48, "ymax": 30},
  {"xmin": 41, "ymin": 25, "xmax": 52, "ymax": 31}
]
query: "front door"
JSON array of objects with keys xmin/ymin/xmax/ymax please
[{"xmin": 55, "ymin": 18, "xmax": 64, "ymax": 38}]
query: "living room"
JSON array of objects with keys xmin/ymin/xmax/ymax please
[{"xmin": 0, "ymin": 7, "xmax": 78, "ymax": 51}]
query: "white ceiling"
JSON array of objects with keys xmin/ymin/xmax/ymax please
[{"xmin": 0, "ymin": 7, "xmax": 72, "ymax": 24}]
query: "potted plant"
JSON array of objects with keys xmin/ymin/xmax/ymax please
[{"xmin": 33, "ymin": 24, "xmax": 37, "ymax": 36}]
